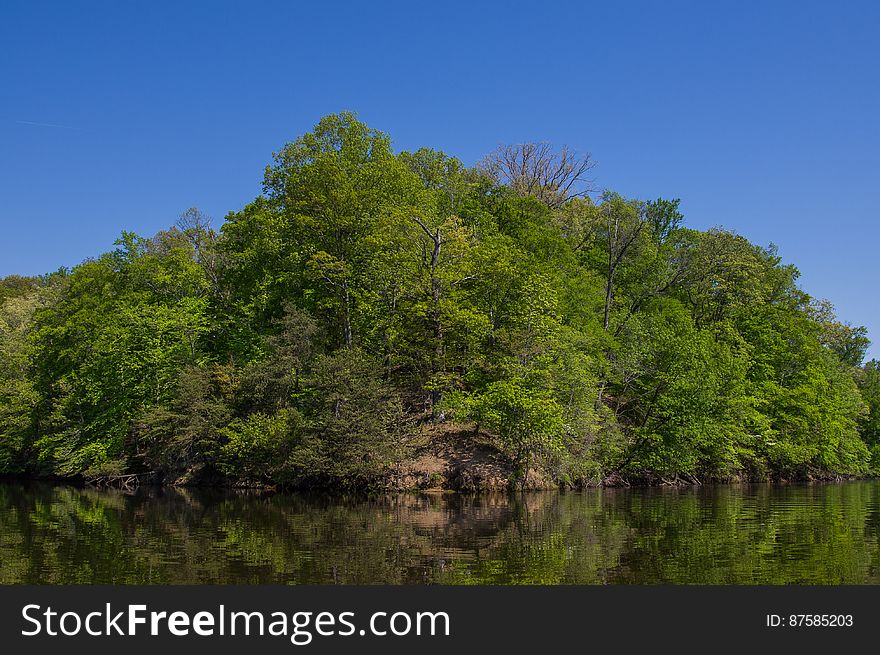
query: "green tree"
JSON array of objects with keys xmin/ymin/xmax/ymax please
[
  {"xmin": 0, "ymin": 292, "xmax": 45, "ymax": 472},
  {"xmin": 263, "ymin": 112, "xmax": 422, "ymax": 350},
  {"xmin": 468, "ymin": 377, "xmax": 564, "ymax": 487}
]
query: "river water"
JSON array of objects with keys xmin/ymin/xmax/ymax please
[{"xmin": 2, "ymin": 481, "xmax": 879, "ymax": 584}]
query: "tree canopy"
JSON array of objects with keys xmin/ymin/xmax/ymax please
[{"xmin": 0, "ymin": 112, "xmax": 874, "ymax": 489}]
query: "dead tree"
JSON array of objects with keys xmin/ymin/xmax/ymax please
[{"xmin": 479, "ymin": 142, "xmax": 595, "ymax": 208}]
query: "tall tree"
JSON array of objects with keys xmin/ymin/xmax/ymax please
[{"xmin": 263, "ymin": 112, "xmax": 422, "ymax": 350}]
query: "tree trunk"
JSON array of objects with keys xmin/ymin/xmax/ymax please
[
  {"xmin": 603, "ymin": 269, "xmax": 614, "ymax": 332},
  {"xmin": 430, "ymin": 230, "xmax": 443, "ymax": 419},
  {"xmin": 342, "ymin": 281, "xmax": 352, "ymax": 349},
  {"xmin": 412, "ymin": 216, "xmax": 445, "ymax": 420},
  {"xmin": 599, "ymin": 210, "xmax": 617, "ymax": 407}
]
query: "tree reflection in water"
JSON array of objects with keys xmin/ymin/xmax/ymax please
[{"xmin": 2, "ymin": 482, "xmax": 880, "ymax": 584}]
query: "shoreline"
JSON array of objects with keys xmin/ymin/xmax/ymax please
[{"xmin": 0, "ymin": 469, "xmax": 869, "ymax": 494}]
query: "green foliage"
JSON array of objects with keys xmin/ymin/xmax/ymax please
[
  {"xmin": 27, "ymin": 228, "xmax": 212, "ymax": 476},
  {"xmin": 219, "ymin": 409, "xmax": 300, "ymax": 483},
  {"xmin": 0, "ymin": 114, "xmax": 875, "ymax": 487},
  {"xmin": 468, "ymin": 377, "xmax": 564, "ymax": 484},
  {"xmin": 855, "ymin": 360, "xmax": 880, "ymax": 468},
  {"xmin": 0, "ymin": 275, "xmax": 44, "ymax": 304},
  {"xmin": 290, "ymin": 347, "xmax": 411, "ymax": 487},
  {"xmin": 612, "ymin": 301, "xmax": 755, "ymax": 480},
  {"xmin": 139, "ymin": 364, "xmax": 232, "ymax": 478},
  {"xmin": 0, "ymin": 293, "xmax": 43, "ymax": 472},
  {"xmin": 262, "ymin": 111, "xmax": 423, "ymax": 350}
]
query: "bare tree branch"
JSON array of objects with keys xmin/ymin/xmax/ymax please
[{"xmin": 479, "ymin": 142, "xmax": 596, "ymax": 208}]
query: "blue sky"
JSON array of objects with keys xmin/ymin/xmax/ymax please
[{"xmin": 2, "ymin": 1, "xmax": 878, "ymax": 356}]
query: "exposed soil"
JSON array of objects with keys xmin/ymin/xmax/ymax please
[{"xmin": 390, "ymin": 423, "xmax": 555, "ymax": 491}]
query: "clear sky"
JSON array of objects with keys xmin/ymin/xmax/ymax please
[{"xmin": 2, "ymin": 1, "xmax": 878, "ymax": 357}]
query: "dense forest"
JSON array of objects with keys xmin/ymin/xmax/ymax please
[{"xmin": 1, "ymin": 112, "xmax": 879, "ymax": 490}]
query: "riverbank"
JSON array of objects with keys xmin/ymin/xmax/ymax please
[
  {"xmin": 4, "ymin": 421, "xmax": 867, "ymax": 493},
  {"xmin": 150, "ymin": 422, "xmax": 554, "ymax": 492}
]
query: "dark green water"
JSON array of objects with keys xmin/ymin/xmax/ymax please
[{"xmin": 3, "ymin": 481, "xmax": 880, "ymax": 584}]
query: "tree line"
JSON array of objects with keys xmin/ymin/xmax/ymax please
[{"xmin": 1, "ymin": 112, "xmax": 878, "ymax": 488}]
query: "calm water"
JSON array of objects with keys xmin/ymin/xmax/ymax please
[{"xmin": 2, "ymin": 481, "xmax": 880, "ymax": 584}]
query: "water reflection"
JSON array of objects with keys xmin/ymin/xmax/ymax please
[{"xmin": 1, "ymin": 482, "xmax": 879, "ymax": 584}]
